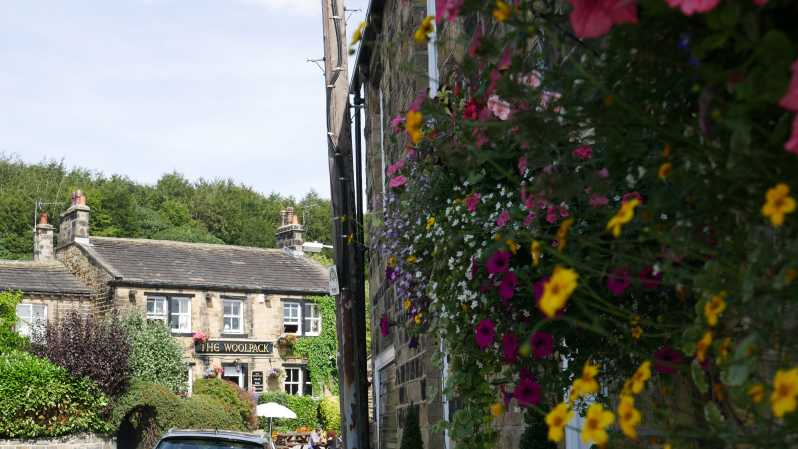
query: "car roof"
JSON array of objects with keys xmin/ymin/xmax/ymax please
[{"xmin": 159, "ymin": 429, "xmax": 267, "ymax": 445}]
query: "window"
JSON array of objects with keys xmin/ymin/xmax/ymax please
[
  {"xmin": 146, "ymin": 296, "xmax": 168, "ymax": 322},
  {"xmin": 283, "ymin": 302, "xmax": 301, "ymax": 334},
  {"xmin": 224, "ymin": 299, "xmax": 243, "ymax": 334},
  {"xmin": 170, "ymin": 297, "xmax": 191, "ymax": 333},
  {"xmin": 304, "ymin": 303, "xmax": 321, "ymax": 336},
  {"xmin": 15, "ymin": 303, "xmax": 46, "ymax": 339},
  {"xmin": 284, "ymin": 367, "xmax": 302, "ymax": 395}
]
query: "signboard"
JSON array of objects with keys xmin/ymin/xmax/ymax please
[
  {"xmin": 252, "ymin": 371, "xmax": 264, "ymax": 392},
  {"xmin": 329, "ymin": 265, "xmax": 340, "ymax": 296},
  {"xmin": 195, "ymin": 340, "xmax": 274, "ymax": 355}
]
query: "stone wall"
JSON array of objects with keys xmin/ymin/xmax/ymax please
[
  {"xmin": 21, "ymin": 293, "xmax": 93, "ymax": 323},
  {"xmin": 0, "ymin": 433, "xmax": 116, "ymax": 449},
  {"xmin": 56, "ymin": 245, "xmax": 113, "ymax": 316}
]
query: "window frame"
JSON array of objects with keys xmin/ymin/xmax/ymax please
[
  {"xmin": 284, "ymin": 366, "xmax": 303, "ymax": 396},
  {"xmin": 303, "ymin": 303, "xmax": 321, "ymax": 336},
  {"xmin": 223, "ymin": 298, "xmax": 244, "ymax": 334},
  {"xmin": 283, "ymin": 302, "xmax": 302, "ymax": 335},
  {"xmin": 15, "ymin": 303, "xmax": 47, "ymax": 339},
  {"xmin": 146, "ymin": 296, "xmax": 168, "ymax": 323},
  {"xmin": 169, "ymin": 297, "xmax": 192, "ymax": 333}
]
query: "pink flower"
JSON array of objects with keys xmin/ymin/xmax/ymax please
[
  {"xmin": 467, "ymin": 23, "xmax": 483, "ymax": 57},
  {"xmin": 389, "ymin": 176, "xmax": 407, "ymax": 189},
  {"xmin": 622, "ymin": 191, "xmax": 643, "ymax": 205},
  {"xmin": 498, "ymin": 272, "xmax": 518, "ymax": 300},
  {"xmin": 486, "ymin": 251, "xmax": 511, "ymax": 274},
  {"xmin": 568, "ymin": 0, "xmax": 638, "ymax": 39},
  {"xmin": 545, "ymin": 206, "xmax": 558, "ymax": 224},
  {"xmin": 405, "ymin": 147, "xmax": 418, "ymax": 159},
  {"xmin": 519, "ymin": 71, "xmax": 542, "ymax": 88},
  {"xmin": 436, "ymin": 0, "xmax": 464, "ymax": 23},
  {"xmin": 513, "ymin": 376, "xmax": 541, "ymax": 407},
  {"xmin": 408, "ymin": 91, "xmax": 426, "ymax": 112},
  {"xmin": 463, "ymin": 99, "xmax": 479, "ymax": 120},
  {"xmin": 193, "ymin": 330, "xmax": 208, "ymax": 343},
  {"xmin": 786, "ymin": 114, "xmax": 798, "ymax": 155},
  {"xmin": 779, "ymin": 60, "xmax": 798, "ymax": 111},
  {"xmin": 486, "ymin": 69, "xmax": 502, "ymax": 97},
  {"xmin": 607, "ymin": 267, "xmax": 631, "ymax": 296},
  {"xmin": 589, "ymin": 194, "xmax": 609, "ymax": 208},
  {"xmin": 502, "ymin": 332, "xmax": 520, "ymax": 363},
  {"xmin": 523, "ymin": 212, "xmax": 536, "ymax": 226},
  {"xmin": 518, "ymin": 156, "xmax": 528, "ymax": 176},
  {"xmin": 386, "ymin": 159, "xmax": 406, "ymax": 176},
  {"xmin": 654, "ymin": 346, "xmax": 684, "ymax": 374},
  {"xmin": 389, "ymin": 115, "xmax": 405, "ymax": 134},
  {"xmin": 498, "ymin": 46, "xmax": 513, "ymax": 70},
  {"xmin": 496, "ymin": 210, "xmax": 511, "ymax": 227},
  {"xmin": 666, "ymin": 0, "xmax": 720, "ymax": 15},
  {"xmin": 572, "ymin": 145, "xmax": 593, "ymax": 160},
  {"xmin": 465, "ymin": 192, "xmax": 481, "ymax": 212},
  {"xmin": 639, "ymin": 265, "xmax": 662, "ymax": 290},
  {"xmin": 379, "ymin": 314, "xmax": 390, "ymax": 336},
  {"xmin": 475, "ymin": 319, "xmax": 496, "ymax": 350},
  {"xmin": 530, "ymin": 331, "xmax": 554, "ymax": 358},
  {"xmin": 487, "ymin": 95, "xmax": 512, "ymax": 120},
  {"xmin": 597, "ymin": 167, "xmax": 609, "ymax": 178},
  {"xmin": 540, "ymin": 90, "xmax": 562, "ymax": 109}
]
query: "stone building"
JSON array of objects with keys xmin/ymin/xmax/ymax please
[{"xmin": 0, "ymin": 191, "xmax": 331, "ymax": 397}]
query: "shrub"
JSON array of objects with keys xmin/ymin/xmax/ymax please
[
  {"xmin": 33, "ymin": 310, "xmax": 131, "ymax": 397},
  {"xmin": 318, "ymin": 396, "xmax": 340, "ymax": 433},
  {"xmin": 399, "ymin": 405, "xmax": 423, "ymax": 449},
  {"xmin": 0, "ymin": 350, "xmax": 110, "ymax": 438},
  {"xmin": 192, "ymin": 378, "xmax": 257, "ymax": 430},
  {"xmin": 122, "ymin": 312, "xmax": 186, "ymax": 393},
  {"xmin": 257, "ymin": 391, "xmax": 320, "ymax": 431},
  {"xmin": 113, "ymin": 381, "xmax": 246, "ymax": 449},
  {"xmin": 0, "ymin": 291, "xmax": 25, "ymax": 354}
]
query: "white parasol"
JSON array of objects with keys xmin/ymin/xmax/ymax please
[{"xmin": 257, "ymin": 402, "xmax": 298, "ymax": 447}]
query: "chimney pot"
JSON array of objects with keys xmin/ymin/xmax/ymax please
[{"xmin": 38, "ymin": 212, "xmax": 49, "ymax": 225}]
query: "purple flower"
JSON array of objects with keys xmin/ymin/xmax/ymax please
[
  {"xmin": 518, "ymin": 156, "xmax": 528, "ymax": 176},
  {"xmin": 639, "ymin": 265, "xmax": 662, "ymax": 290},
  {"xmin": 379, "ymin": 314, "xmax": 390, "ymax": 337},
  {"xmin": 502, "ymin": 332, "xmax": 520, "ymax": 364},
  {"xmin": 496, "ymin": 210, "xmax": 511, "ymax": 228},
  {"xmin": 532, "ymin": 277, "xmax": 549, "ymax": 302},
  {"xmin": 408, "ymin": 336, "xmax": 419, "ymax": 349},
  {"xmin": 475, "ymin": 319, "xmax": 496, "ymax": 350},
  {"xmin": 607, "ymin": 267, "xmax": 631, "ymax": 296},
  {"xmin": 498, "ymin": 272, "xmax": 518, "ymax": 300},
  {"xmin": 654, "ymin": 346, "xmax": 684, "ymax": 374},
  {"xmin": 486, "ymin": 251, "xmax": 511, "ymax": 274},
  {"xmin": 513, "ymin": 377, "xmax": 541, "ymax": 407},
  {"xmin": 385, "ymin": 266, "xmax": 399, "ymax": 282},
  {"xmin": 530, "ymin": 331, "xmax": 554, "ymax": 358}
]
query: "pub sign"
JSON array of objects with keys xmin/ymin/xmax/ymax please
[{"xmin": 195, "ymin": 340, "xmax": 274, "ymax": 355}]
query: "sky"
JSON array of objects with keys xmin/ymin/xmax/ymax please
[{"xmin": 0, "ymin": 0, "xmax": 369, "ymax": 199}]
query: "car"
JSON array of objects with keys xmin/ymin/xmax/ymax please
[{"xmin": 153, "ymin": 429, "xmax": 269, "ymax": 449}]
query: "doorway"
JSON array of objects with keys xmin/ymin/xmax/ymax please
[{"xmin": 222, "ymin": 364, "xmax": 247, "ymax": 389}]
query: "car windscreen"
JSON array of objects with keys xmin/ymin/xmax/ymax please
[{"xmin": 155, "ymin": 438, "xmax": 263, "ymax": 449}]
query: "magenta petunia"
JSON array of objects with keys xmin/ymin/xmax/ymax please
[
  {"xmin": 486, "ymin": 251, "xmax": 511, "ymax": 274},
  {"xmin": 379, "ymin": 314, "xmax": 390, "ymax": 337},
  {"xmin": 666, "ymin": 0, "xmax": 720, "ymax": 15},
  {"xmin": 518, "ymin": 156, "xmax": 528, "ymax": 176},
  {"xmin": 589, "ymin": 193, "xmax": 609, "ymax": 208},
  {"xmin": 502, "ymin": 332, "xmax": 520, "ymax": 364},
  {"xmin": 498, "ymin": 272, "xmax": 518, "ymax": 300},
  {"xmin": 568, "ymin": 0, "xmax": 637, "ymax": 39},
  {"xmin": 496, "ymin": 210, "xmax": 511, "ymax": 228},
  {"xmin": 654, "ymin": 346, "xmax": 684, "ymax": 374},
  {"xmin": 513, "ymin": 376, "xmax": 542, "ymax": 407},
  {"xmin": 545, "ymin": 206, "xmax": 558, "ymax": 224},
  {"xmin": 572, "ymin": 145, "xmax": 593, "ymax": 160},
  {"xmin": 597, "ymin": 167, "xmax": 609, "ymax": 178},
  {"xmin": 475, "ymin": 319, "xmax": 496, "ymax": 350},
  {"xmin": 780, "ymin": 60, "xmax": 798, "ymax": 111},
  {"xmin": 523, "ymin": 212, "xmax": 536, "ymax": 227},
  {"xmin": 530, "ymin": 331, "xmax": 554, "ymax": 358},
  {"xmin": 607, "ymin": 267, "xmax": 631, "ymax": 296},
  {"xmin": 389, "ymin": 176, "xmax": 407, "ymax": 189},
  {"xmin": 786, "ymin": 114, "xmax": 798, "ymax": 155},
  {"xmin": 639, "ymin": 265, "xmax": 663, "ymax": 290},
  {"xmin": 465, "ymin": 192, "xmax": 481, "ymax": 213},
  {"xmin": 467, "ymin": 23, "xmax": 483, "ymax": 57},
  {"xmin": 532, "ymin": 277, "xmax": 549, "ymax": 303},
  {"xmin": 385, "ymin": 266, "xmax": 398, "ymax": 282},
  {"xmin": 622, "ymin": 191, "xmax": 643, "ymax": 205},
  {"xmin": 386, "ymin": 159, "xmax": 406, "ymax": 176},
  {"xmin": 436, "ymin": 0, "xmax": 464, "ymax": 23},
  {"xmin": 389, "ymin": 115, "xmax": 405, "ymax": 134}
]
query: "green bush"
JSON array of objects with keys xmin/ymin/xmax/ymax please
[
  {"xmin": 318, "ymin": 396, "xmax": 340, "ymax": 433},
  {"xmin": 0, "ymin": 291, "xmax": 26, "ymax": 354},
  {"xmin": 257, "ymin": 391, "xmax": 320, "ymax": 432},
  {"xmin": 0, "ymin": 350, "xmax": 110, "ymax": 438},
  {"xmin": 122, "ymin": 313, "xmax": 186, "ymax": 393},
  {"xmin": 193, "ymin": 378, "xmax": 257, "ymax": 430},
  {"xmin": 399, "ymin": 405, "xmax": 423, "ymax": 449}
]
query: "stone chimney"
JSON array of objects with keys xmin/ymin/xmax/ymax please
[
  {"xmin": 33, "ymin": 212, "xmax": 55, "ymax": 262},
  {"xmin": 275, "ymin": 207, "xmax": 305, "ymax": 253},
  {"xmin": 58, "ymin": 190, "xmax": 91, "ymax": 247}
]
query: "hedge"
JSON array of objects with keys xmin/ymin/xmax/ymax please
[
  {"xmin": 0, "ymin": 350, "xmax": 110, "ymax": 438},
  {"xmin": 192, "ymin": 378, "xmax": 257, "ymax": 430},
  {"xmin": 318, "ymin": 396, "xmax": 341, "ymax": 433},
  {"xmin": 257, "ymin": 391, "xmax": 320, "ymax": 432},
  {"xmin": 122, "ymin": 313, "xmax": 186, "ymax": 393}
]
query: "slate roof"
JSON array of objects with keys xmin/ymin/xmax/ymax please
[
  {"xmin": 0, "ymin": 261, "xmax": 92, "ymax": 296},
  {"xmin": 81, "ymin": 237, "xmax": 329, "ymax": 294}
]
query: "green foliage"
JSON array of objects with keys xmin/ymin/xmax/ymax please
[
  {"xmin": 399, "ymin": 405, "xmax": 423, "ymax": 449},
  {"xmin": 192, "ymin": 378, "xmax": 257, "ymax": 430},
  {"xmin": 257, "ymin": 392, "xmax": 320, "ymax": 432},
  {"xmin": 519, "ymin": 413, "xmax": 556, "ymax": 449},
  {"xmin": 0, "ymin": 291, "xmax": 25, "ymax": 354},
  {"xmin": 318, "ymin": 396, "xmax": 341, "ymax": 433},
  {"xmin": 0, "ymin": 155, "xmax": 332, "ymax": 259},
  {"xmin": 122, "ymin": 313, "xmax": 186, "ymax": 393},
  {"xmin": 293, "ymin": 296, "xmax": 339, "ymax": 394},
  {"xmin": 0, "ymin": 350, "xmax": 110, "ymax": 438}
]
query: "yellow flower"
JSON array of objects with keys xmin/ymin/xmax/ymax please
[
  {"xmin": 426, "ymin": 216, "xmax": 436, "ymax": 230},
  {"xmin": 545, "ymin": 403, "xmax": 573, "ymax": 443},
  {"xmin": 490, "ymin": 402, "xmax": 504, "ymax": 417},
  {"xmin": 631, "ymin": 325, "xmax": 643, "ymax": 340},
  {"xmin": 531, "ymin": 240, "xmax": 541, "ymax": 266},
  {"xmin": 403, "ymin": 298, "xmax": 412, "ymax": 311},
  {"xmin": 414, "ymin": 16, "xmax": 434, "ymax": 44},
  {"xmin": 771, "ymin": 367, "xmax": 798, "ymax": 418},
  {"xmin": 350, "ymin": 20, "xmax": 366, "ymax": 46},
  {"xmin": 414, "ymin": 313, "xmax": 422, "ymax": 325},
  {"xmin": 664, "ymin": 444, "xmax": 672, "ymax": 449},
  {"xmin": 506, "ymin": 239, "xmax": 520, "ymax": 255},
  {"xmin": 406, "ymin": 255, "xmax": 417, "ymax": 264},
  {"xmin": 658, "ymin": 162, "xmax": 673, "ymax": 180},
  {"xmin": 761, "ymin": 183, "xmax": 796, "ymax": 228},
  {"xmin": 662, "ymin": 143, "xmax": 672, "ymax": 158},
  {"xmin": 387, "ymin": 255, "xmax": 397, "ymax": 268},
  {"xmin": 538, "ymin": 266, "xmax": 579, "ymax": 318},
  {"xmin": 572, "ymin": 361, "xmax": 599, "ymax": 399},
  {"xmin": 606, "ymin": 198, "xmax": 640, "ymax": 238},
  {"xmin": 696, "ymin": 331, "xmax": 713, "ymax": 363},
  {"xmin": 580, "ymin": 403, "xmax": 615, "ymax": 446},
  {"xmin": 748, "ymin": 384, "xmax": 765, "ymax": 403},
  {"xmin": 630, "ymin": 361, "xmax": 651, "ymax": 394},
  {"xmin": 704, "ymin": 292, "xmax": 726, "ymax": 327},
  {"xmin": 556, "ymin": 218, "xmax": 574, "ymax": 252},
  {"xmin": 717, "ymin": 337, "xmax": 732, "ymax": 364},
  {"xmin": 493, "ymin": 0, "xmax": 512, "ymax": 22},
  {"xmin": 617, "ymin": 395, "xmax": 641, "ymax": 439},
  {"xmin": 406, "ymin": 110, "xmax": 424, "ymax": 144}
]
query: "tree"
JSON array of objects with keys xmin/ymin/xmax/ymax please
[
  {"xmin": 122, "ymin": 312, "xmax": 187, "ymax": 393},
  {"xmin": 399, "ymin": 405, "xmax": 423, "ymax": 449}
]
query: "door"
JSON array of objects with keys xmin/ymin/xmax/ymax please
[{"xmin": 222, "ymin": 364, "xmax": 245, "ymax": 389}]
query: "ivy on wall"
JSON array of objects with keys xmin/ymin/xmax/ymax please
[{"xmin": 293, "ymin": 296, "xmax": 339, "ymax": 395}]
